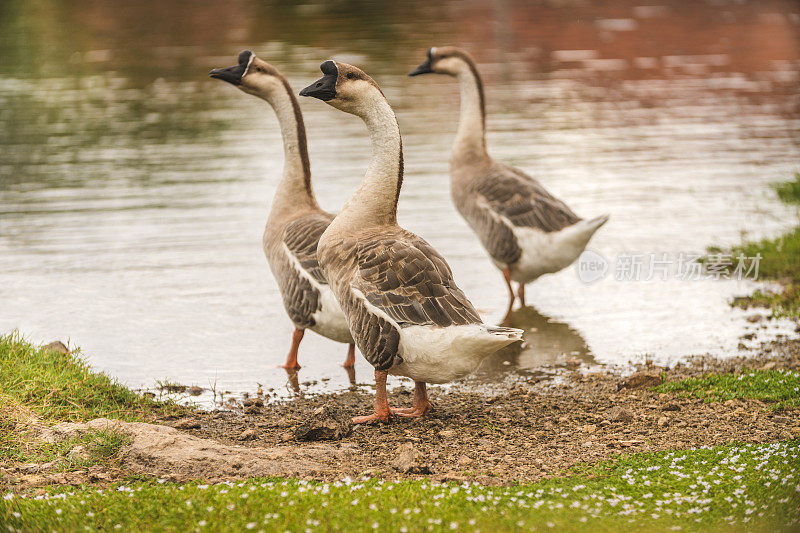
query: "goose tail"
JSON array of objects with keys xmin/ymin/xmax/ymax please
[
  {"xmin": 484, "ymin": 325, "xmax": 524, "ymax": 343},
  {"xmin": 585, "ymin": 213, "xmax": 610, "ymax": 232}
]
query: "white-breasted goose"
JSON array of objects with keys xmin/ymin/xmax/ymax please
[
  {"xmin": 410, "ymin": 47, "xmax": 609, "ymax": 310},
  {"xmin": 210, "ymin": 51, "xmax": 355, "ymax": 371},
  {"xmin": 300, "ymin": 60, "xmax": 523, "ymax": 424}
]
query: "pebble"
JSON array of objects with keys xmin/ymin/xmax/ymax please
[
  {"xmin": 619, "ymin": 371, "xmax": 663, "ymax": 390},
  {"xmin": 393, "ymin": 443, "xmax": 432, "ymax": 474},
  {"xmin": 44, "ymin": 341, "xmax": 69, "ymax": 354},
  {"xmin": 173, "ymin": 418, "xmax": 201, "ymax": 430},
  {"xmin": 657, "ymin": 416, "xmax": 669, "ymax": 427},
  {"xmin": 238, "ymin": 429, "xmax": 257, "ymax": 441},
  {"xmin": 67, "ymin": 445, "xmax": 91, "ymax": 461},
  {"xmin": 606, "ymin": 406, "xmax": 634, "ymax": 422}
]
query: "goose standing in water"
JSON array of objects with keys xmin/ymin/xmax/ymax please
[
  {"xmin": 210, "ymin": 51, "xmax": 355, "ymax": 371},
  {"xmin": 409, "ymin": 47, "xmax": 609, "ymax": 311},
  {"xmin": 300, "ymin": 60, "xmax": 522, "ymax": 423}
]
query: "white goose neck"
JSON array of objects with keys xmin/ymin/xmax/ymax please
[
  {"xmin": 451, "ymin": 62, "xmax": 488, "ymax": 165},
  {"xmin": 336, "ymin": 93, "xmax": 402, "ymax": 228},
  {"xmin": 265, "ymin": 82, "xmax": 318, "ymax": 219}
]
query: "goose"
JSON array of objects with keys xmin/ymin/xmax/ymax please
[
  {"xmin": 210, "ymin": 51, "xmax": 355, "ymax": 370},
  {"xmin": 409, "ymin": 47, "xmax": 609, "ymax": 309},
  {"xmin": 299, "ymin": 60, "xmax": 523, "ymax": 423}
]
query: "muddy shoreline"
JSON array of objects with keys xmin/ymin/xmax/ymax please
[
  {"xmin": 4, "ymin": 339, "xmax": 798, "ymax": 489},
  {"xmin": 164, "ymin": 339, "xmax": 800, "ymax": 483}
]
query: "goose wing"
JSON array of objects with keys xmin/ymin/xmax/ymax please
[
  {"xmin": 282, "ymin": 212, "xmax": 334, "ymax": 286},
  {"xmin": 275, "ymin": 211, "xmax": 334, "ymax": 328},
  {"xmin": 475, "ymin": 163, "xmax": 581, "ymax": 233},
  {"xmin": 353, "ymin": 230, "xmax": 482, "ymax": 328},
  {"xmin": 326, "ymin": 228, "xmax": 481, "ymax": 370}
]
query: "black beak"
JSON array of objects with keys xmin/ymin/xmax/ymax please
[
  {"xmin": 408, "ymin": 57, "xmax": 433, "ymax": 76},
  {"xmin": 299, "ymin": 60, "xmax": 338, "ymax": 101},
  {"xmin": 210, "ymin": 49, "xmax": 253, "ymax": 86}
]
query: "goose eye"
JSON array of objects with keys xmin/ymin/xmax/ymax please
[
  {"xmin": 346, "ymin": 72, "xmax": 355, "ymax": 79},
  {"xmin": 255, "ymin": 67, "xmax": 263, "ymax": 72}
]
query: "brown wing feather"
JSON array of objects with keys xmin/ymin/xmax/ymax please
[
  {"xmin": 319, "ymin": 227, "xmax": 481, "ymax": 371},
  {"xmin": 457, "ymin": 163, "xmax": 581, "ymax": 266},
  {"xmin": 353, "ymin": 231, "xmax": 481, "ymax": 329},
  {"xmin": 282, "ymin": 212, "xmax": 334, "ymax": 285},
  {"xmin": 476, "ymin": 164, "xmax": 581, "ymax": 232},
  {"xmin": 275, "ymin": 211, "xmax": 334, "ymax": 329}
]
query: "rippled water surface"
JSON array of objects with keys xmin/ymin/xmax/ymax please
[{"xmin": 1, "ymin": 0, "xmax": 799, "ymax": 403}]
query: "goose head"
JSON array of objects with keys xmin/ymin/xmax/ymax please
[
  {"xmin": 209, "ymin": 50, "xmax": 287, "ymax": 98},
  {"xmin": 299, "ymin": 60, "xmax": 385, "ymax": 117},
  {"xmin": 409, "ymin": 46, "xmax": 475, "ymax": 78}
]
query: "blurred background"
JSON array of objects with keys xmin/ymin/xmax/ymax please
[{"xmin": 1, "ymin": 0, "xmax": 798, "ymax": 403}]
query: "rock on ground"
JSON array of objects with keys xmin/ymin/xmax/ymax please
[
  {"xmin": 292, "ymin": 403, "xmax": 353, "ymax": 442},
  {"xmin": 619, "ymin": 371, "xmax": 663, "ymax": 389},
  {"xmin": 393, "ymin": 443, "xmax": 432, "ymax": 475}
]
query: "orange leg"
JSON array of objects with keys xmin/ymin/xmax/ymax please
[
  {"xmin": 502, "ymin": 267, "xmax": 515, "ymax": 310},
  {"xmin": 281, "ymin": 328, "xmax": 304, "ymax": 369},
  {"xmin": 517, "ymin": 283, "xmax": 526, "ymax": 307},
  {"xmin": 392, "ymin": 381, "xmax": 433, "ymax": 417},
  {"xmin": 352, "ymin": 370, "xmax": 392, "ymax": 424},
  {"xmin": 343, "ymin": 343, "xmax": 356, "ymax": 368}
]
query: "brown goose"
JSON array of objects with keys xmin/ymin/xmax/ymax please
[
  {"xmin": 300, "ymin": 60, "xmax": 522, "ymax": 424},
  {"xmin": 410, "ymin": 47, "xmax": 609, "ymax": 309},
  {"xmin": 210, "ymin": 51, "xmax": 355, "ymax": 370}
]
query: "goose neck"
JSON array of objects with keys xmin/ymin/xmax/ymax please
[
  {"xmin": 451, "ymin": 63, "xmax": 488, "ymax": 164},
  {"xmin": 337, "ymin": 96, "xmax": 403, "ymax": 228},
  {"xmin": 267, "ymin": 81, "xmax": 318, "ymax": 218}
]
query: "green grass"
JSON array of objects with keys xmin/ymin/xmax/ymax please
[
  {"xmin": 0, "ymin": 332, "xmax": 183, "ymax": 423},
  {"xmin": 707, "ymin": 173, "xmax": 800, "ymax": 318},
  {"xmin": 0, "ymin": 332, "xmax": 181, "ymax": 467},
  {"xmin": 657, "ymin": 370, "xmax": 800, "ymax": 410},
  {"xmin": 734, "ymin": 285, "xmax": 800, "ymax": 320},
  {"xmin": 726, "ymin": 225, "xmax": 800, "ymax": 318},
  {"xmin": 3, "ymin": 441, "xmax": 798, "ymax": 532},
  {"xmin": 728, "ymin": 227, "xmax": 800, "ymax": 283},
  {"xmin": 1, "ymin": 427, "xmax": 129, "ymax": 472},
  {"xmin": 773, "ymin": 172, "xmax": 800, "ymax": 205}
]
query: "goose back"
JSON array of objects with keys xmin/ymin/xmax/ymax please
[
  {"xmin": 318, "ymin": 225, "xmax": 482, "ymax": 371},
  {"xmin": 452, "ymin": 161, "xmax": 581, "ymax": 266}
]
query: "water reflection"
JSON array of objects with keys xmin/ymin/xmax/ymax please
[
  {"xmin": 0, "ymin": 0, "xmax": 798, "ymax": 405},
  {"xmin": 474, "ymin": 305, "xmax": 594, "ymax": 380},
  {"xmin": 282, "ymin": 364, "xmax": 356, "ymax": 394}
]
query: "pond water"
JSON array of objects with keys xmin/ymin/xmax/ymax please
[{"xmin": 1, "ymin": 0, "xmax": 799, "ymax": 404}]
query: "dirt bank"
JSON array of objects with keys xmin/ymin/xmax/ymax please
[
  {"xmin": 170, "ymin": 338, "xmax": 800, "ymax": 484},
  {"xmin": 3, "ymin": 340, "xmax": 798, "ymax": 489}
]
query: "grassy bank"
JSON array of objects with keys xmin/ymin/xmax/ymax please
[
  {"xmin": 0, "ymin": 332, "xmax": 182, "ymax": 471},
  {"xmin": 715, "ymin": 172, "xmax": 800, "ymax": 319},
  {"xmin": 658, "ymin": 369, "xmax": 800, "ymax": 410},
  {"xmin": 3, "ymin": 440, "xmax": 799, "ymax": 532}
]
